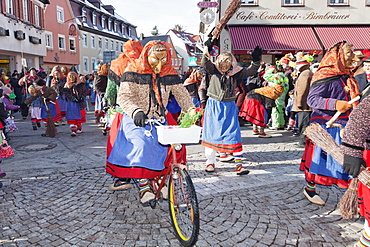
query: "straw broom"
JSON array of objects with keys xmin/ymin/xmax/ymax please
[
  {"xmin": 211, "ymin": 0, "xmax": 241, "ymax": 40},
  {"xmin": 43, "ymin": 98, "xmax": 57, "ymax": 137},
  {"xmin": 303, "ymin": 96, "xmax": 362, "ymax": 219}
]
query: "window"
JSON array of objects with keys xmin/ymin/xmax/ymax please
[
  {"xmin": 83, "ymin": 57, "xmax": 89, "ymax": 73},
  {"xmin": 22, "ymin": 0, "xmax": 28, "ymax": 21},
  {"xmin": 282, "ymin": 0, "xmax": 304, "ymax": 6},
  {"xmin": 91, "ymin": 35, "xmax": 95, "ymax": 49},
  {"xmin": 69, "ymin": 38, "xmax": 76, "ymax": 51},
  {"xmin": 45, "ymin": 32, "xmax": 53, "ymax": 49},
  {"xmin": 5, "ymin": 0, "xmax": 13, "ymax": 14},
  {"xmin": 128, "ymin": 27, "xmax": 131, "ymax": 36},
  {"xmin": 92, "ymin": 11, "xmax": 97, "ymax": 26},
  {"xmin": 328, "ymin": 0, "xmax": 348, "ymax": 5},
  {"xmin": 121, "ymin": 24, "xmax": 125, "ymax": 34},
  {"xmin": 91, "ymin": 58, "xmax": 96, "ymax": 72},
  {"xmin": 58, "ymin": 34, "xmax": 66, "ymax": 50},
  {"xmin": 81, "ymin": 6, "xmax": 87, "ymax": 17},
  {"xmin": 105, "ymin": 38, "xmax": 108, "ymax": 50},
  {"xmin": 120, "ymin": 42, "xmax": 123, "ymax": 52},
  {"xmin": 116, "ymin": 41, "xmax": 119, "ymax": 51},
  {"xmin": 114, "ymin": 21, "xmax": 117, "ymax": 32},
  {"xmin": 367, "ymin": 0, "xmax": 370, "ymax": 5},
  {"xmin": 57, "ymin": 6, "xmax": 64, "ymax": 23},
  {"xmin": 83, "ymin": 33, "xmax": 88, "ymax": 47},
  {"xmin": 111, "ymin": 40, "xmax": 114, "ymax": 50},
  {"xmin": 101, "ymin": 15, "xmax": 105, "ymax": 29},
  {"xmin": 108, "ymin": 18, "xmax": 112, "ymax": 30},
  {"xmin": 240, "ymin": 0, "xmax": 258, "ymax": 5},
  {"xmin": 34, "ymin": 5, "xmax": 40, "ymax": 26},
  {"xmin": 98, "ymin": 37, "xmax": 102, "ymax": 49}
]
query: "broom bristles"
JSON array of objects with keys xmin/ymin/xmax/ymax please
[
  {"xmin": 212, "ymin": 0, "xmax": 241, "ymax": 39},
  {"xmin": 45, "ymin": 109, "xmax": 57, "ymax": 137},
  {"xmin": 304, "ymin": 123, "xmax": 360, "ymax": 219}
]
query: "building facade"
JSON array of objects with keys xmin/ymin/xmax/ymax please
[
  {"xmin": 43, "ymin": 0, "xmax": 80, "ymax": 72},
  {"xmin": 0, "ymin": 0, "xmax": 50, "ymax": 73},
  {"xmin": 216, "ymin": 0, "xmax": 370, "ymax": 63},
  {"xmin": 69, "ymin": 0, "xmax": 138, "ymax": 74},
  {"xmin": 167, "ymin": 29, "xmax": 203, "ymax": 72}
]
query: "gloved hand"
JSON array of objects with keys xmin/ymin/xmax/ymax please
[
  {"xmin": 204, "ymin": 37, "xmax": 216, "ymax": 53},
  {"xmin": 45, "ymin": 98, "xmax": 51, "ymax": 103},
  {"xmin": 20, "ymin": 102, "xmax": 28, "ymax": 109},
  {"xmin": 343, "ymin": 154, "xmax": 366, "ymax": 178},
  {"xmin": 201, "ymin": 101, "xmax": 206, "ymax": 109},
  {"xmin": 133, "ymin": 111, "xmax": 148, "ymax": 127},
  {"xmin": 335, "ymin": 100, "xmax": 352, "ymax": 113},
  {"xmin": 251, "ymin": 46, "xmax": 264, "ymax": 62}
]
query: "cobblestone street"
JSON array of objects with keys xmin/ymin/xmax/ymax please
[{"xmin": 0, "ymin": 112, "xmax": 364, "ymax": 246}]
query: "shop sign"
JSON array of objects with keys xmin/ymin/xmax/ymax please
[
  {"xmin": 0, "ymin": 60, "xmax": 10, "ymax": 64},
  {"xmin": 197, "ymin": 1, "xmax": 218, "ymax": 8},
  {"xmin": 188, "ymin": 57, "xmax": 198, "ymax": 66},
  {"xmin": 29, "ymin": 36, "xmax": 41, "ymax": 44}
]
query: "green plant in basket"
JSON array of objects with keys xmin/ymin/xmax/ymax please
[{"xmin": 179, "ymin": 107, "xmax": 203, "ymax": 128}]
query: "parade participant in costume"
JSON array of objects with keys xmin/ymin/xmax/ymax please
[
  {"xmin": 94, "ymin": 64, "xmax": 109, "ymax": 126},
  {"xmin": 300, "ymin": 41, "xmax": 360, "ymax": 206},
  {"xmin": 106, "ymin": 40, "xmax": 143, "ymax": 108},
  {"xmin": 19, "ymin": 68, "xmax": 39, "ymax": 119},
  {"xmin": 62, "ymin": 72, "xmax": 88, "ymax": 136},
  {"xmin": 291, "ymin": 54, "xmax": 314, "ymax": 148},
  {"xmin": 265, "ymin": 65, "xmax": 290, "ymax": 130},
  {"xmin": 50, "ymin": 66, "xmax": 67, "ymax": 125},
  {"xmin": 24, "ymin": 79, "xmax": 62, "ymax": 137},
  {"xmin": 239, "ymin": 66, "xmax": 285, "ymax": 138},
  {"xmin": 201, "ymin": 38, "xmax": 263, "ymax": 174},
  {"xmin": 106, "ymin": 40, "xmax": 193, "ymax": 206},
  {"xmin": 183, "ymin": 69, "xmax": 203, "ymax": 108},
  {"xmin": 27, "ymin": 85, "xmax": 42, "ymax": 130},
  {"xmin": 340, "ymin": 94, "xmax": 370, "ymax": 247}
]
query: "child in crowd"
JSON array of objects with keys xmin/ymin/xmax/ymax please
[{"xmin": 285, "ymin": 90, "xmax": 296, "ymax": 131}]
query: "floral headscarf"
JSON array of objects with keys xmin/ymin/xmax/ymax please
[{"xmin": 312, "ymin": 41, "xmax": 360, "ymax": 106}]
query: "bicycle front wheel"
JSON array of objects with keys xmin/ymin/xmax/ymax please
[{"xmin": 168, "ymin": 168, "xmax": 200, "ymax": 247}]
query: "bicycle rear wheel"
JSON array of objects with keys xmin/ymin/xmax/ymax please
[{"xmin": 168, "ymin": 167, "xmax": 200, "ymax": 247}]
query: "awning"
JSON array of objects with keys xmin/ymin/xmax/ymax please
[
  {"xmin": 228, "ymin": 26, "xmax": 322, "ymax": 55},
  {"xmin": 314, "ymin": 26, "xmax": 370, "ymax": 50}
]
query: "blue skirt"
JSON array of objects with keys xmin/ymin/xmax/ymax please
[
  {"xmin": 107, "ymin": 114, "xmax": 167, "ymax": 172},
  {"xmin": 58, "ymin": 95, "xmax": 68, "ymax": 112},
  {"xmin": 202, "ymin": 98, "xmax": 242, "ymax": 152},
  {"xmin": 309, "ymin": 124, "xmax": 351, "ymax": 180},
  {"xmin": 66, "ymin": 101, "xmax": 82, "ymax": 120}
]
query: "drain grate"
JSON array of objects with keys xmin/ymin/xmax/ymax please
[{"xmin": 15, "ymin": 143, "xmax": 58, "ymax": 151}]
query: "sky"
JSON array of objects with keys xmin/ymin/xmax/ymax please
[{"xmin": 102, "ymin": 0, "xmax": 202, "ymax": 36}]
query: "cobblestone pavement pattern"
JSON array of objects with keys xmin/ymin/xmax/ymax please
[{"xmin": 0, "ymin": 111, "xmax": 364, "ymax": 246}]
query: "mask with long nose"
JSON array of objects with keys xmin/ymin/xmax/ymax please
[{"xmin": 148, "ymin": 44, "xmax": 167, "ymax": 74}]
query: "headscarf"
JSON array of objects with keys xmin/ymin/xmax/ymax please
[
  {"xmin": 123, "ymin": 40, "xmax": 179, "ymax": 115},
  {"xmin": 110, "ymin": 40, "xmax": 143, "ymax": 78},
  {"xmin": 214, "ymin": 51, "xmax": 243, "ymax": 77},
  {"xmin": 312, "ymin": 41, "xmax": 360, "ymax": 107},
  {"xmin": 65, "ymin": 71, "xmax": 81, "ymax": 88}
]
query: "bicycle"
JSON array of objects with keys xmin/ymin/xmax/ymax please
[{"xmin": 138, "ymin": 118, "xmax": 201, "ymax": 247}]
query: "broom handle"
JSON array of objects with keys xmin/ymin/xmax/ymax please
[{"xmin": 326, "ymin": 96, "xmax": 360, "ymax": 128}]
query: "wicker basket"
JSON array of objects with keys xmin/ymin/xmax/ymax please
[{"xmin": 156, "ymin": 125, "xmax": 202, "ymax": 145}]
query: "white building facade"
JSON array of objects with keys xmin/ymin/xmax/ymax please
[{"xmin": 216, "ymin": 0, "xmax": 370, "ymax": 63}]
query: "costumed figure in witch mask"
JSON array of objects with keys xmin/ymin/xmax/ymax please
[
  {"xmin": 239, "ymin": 65, "xmax": 286, "ymax": 138},
  {"xmin": 62, "ymin": 71, "xmax": 88, "ymax": 136},
  {"xmin": 201, "ymin": 38, "xmax": 263, "ymax": 174},
  {"xmin": 300, "ymin": 41, "xmax": 360, "ymax": 206},
  {"xmin": 106, "ymin": 40, "xmax": 194, "ymax": 206}
]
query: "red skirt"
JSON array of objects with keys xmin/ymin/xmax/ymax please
[
  {"xmin": 105, "ymin": 112, "xmax": 187, "ymax": 179},
  {"xmin": 239, "ymin": 98, "xmax": 268, "ymax": 127},
  {"xmin": 66, "ymin": 109, "xmax": 86, "ymax": 125},
  {"xmin": 299, "ymin": 138, "xmax": 351, "ymax": 188},
  {"xmin": 359, "ymin": 149, "xmax": 370, "ymax": 226}
]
